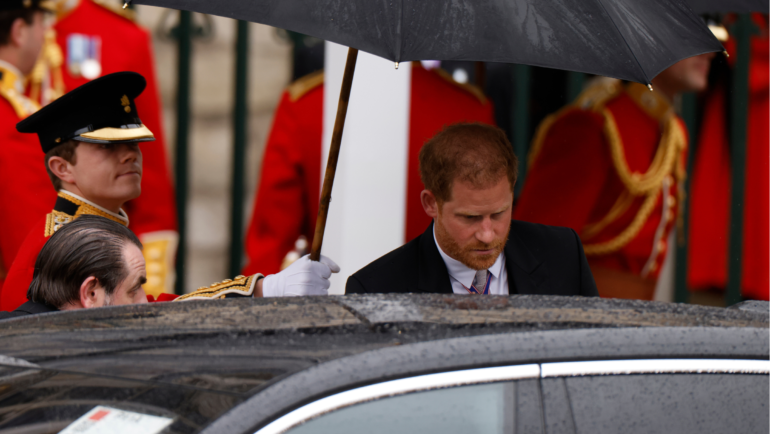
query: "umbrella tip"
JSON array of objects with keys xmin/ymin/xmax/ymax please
[
  {"xmin": 394, "ymin": 62, "xmax": 399, "ymax": 70},
  {"xmin": 647, "ymin": 84, "xmax": 653, "ymax": 92},
  {"xmin": 723, "ymin": 50, "xmax": 730, "ymax": 58}
]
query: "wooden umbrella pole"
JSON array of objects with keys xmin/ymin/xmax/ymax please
[{"xmin": 310, "ymin": 47, "xmax": 359, "ymax": 261}]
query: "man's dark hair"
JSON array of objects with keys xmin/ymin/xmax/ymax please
[
  {"xmin": 28, "ymin": 215, "xmax": 143, "ymax": 309},
  {"xmin": 0, "ymin": 5, "xmax": 40, "ymax": 46}
]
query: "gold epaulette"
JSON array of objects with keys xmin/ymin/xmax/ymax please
[
  {"xmin": 287, "ymin": 70, "xmax": 324, "ymax": 102},
  {"xmin": 173, "ymin": 274, "xmax": 263, "ymax": 302},
  {"xmin": 44, "ymin": 210, "xmax": 74, "ymax": 237},
  {"xmin": 91, "ymin": 0, "xmax": 136, "ymax": 21},
  {"xmin": 432, "ymin": 67, "xmax": 487, "ymax": 104},
  {"xmin": 139, "ymin": 231, "xmax": 178, "ymax": 298},
  {"xmin": 0, "ymin": 88, "xmax": 38, "ymax": 119}
]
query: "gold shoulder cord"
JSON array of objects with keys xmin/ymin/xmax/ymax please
[
  {"xmin": 525, "ymin": 80, "xmax": 686, "ymax": 257},
  {"xmin": 582, "ymin": 111, "xmax": 687, "ymax": 256}
]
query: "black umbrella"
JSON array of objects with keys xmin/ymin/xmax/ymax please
[
  {"xmin": 688, "ymin": 0, "xmax": 768, "ymax": 14},
  {"xmin": 129, "ymin": 0, "xmax": 724, "ymax": 261}
]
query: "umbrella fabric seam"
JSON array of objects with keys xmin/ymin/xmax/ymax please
[
  {"xmin": 593, "ymin": 0, "xmax": 650, "ymax": 84},
  {"xmin": 396, "ymin": 0, "xmax": 404, "ymax": 63}
]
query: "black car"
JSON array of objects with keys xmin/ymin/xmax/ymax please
[{"xmin": 0, "ymin": 294, "xmax": 767, "ymax": 433}]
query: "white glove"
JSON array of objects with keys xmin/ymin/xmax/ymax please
[{"xmin": 262, "ymin": 254, "xmax": 340, "ymax": 297}]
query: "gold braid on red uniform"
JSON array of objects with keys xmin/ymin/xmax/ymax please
[
  {"xmin": 582, "ymin": 110, "xmax": 686, "ymax": 256},
  {"xmin": 174, "ymin": 274, "xmax": 263, "ymax": 301},
  {"xmin": 44, "ymin": 190, "xmax": 129, "ymax": 237},
  {"xmin": 528, "ymin": 80, "xmax": 687, "ymax": 257},
  {"xmin": 29, "ymin": 28, "xmax": 65, "ymax": 105}
]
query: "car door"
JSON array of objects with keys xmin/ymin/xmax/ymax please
[
  {"xmin": 257, "ymin": 365, "xmax": 545, "ymax": 434},
  {"xmin": 539, "ymin": 359, "xmax": 769, "ymax": 434},
  {"xmin": 255, "ymin": 359, "xmax": 768, "ymax": 434}
]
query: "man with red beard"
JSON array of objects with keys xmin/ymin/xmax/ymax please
[{"xmin": 346, "ymin": 123, "xmax": 598, "ymax": 296}]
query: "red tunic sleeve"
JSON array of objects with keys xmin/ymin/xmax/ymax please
[
  {"xmin": 0, "ymin": 216, "xmax": 49, "ymax": 311},
  {"xmin": 242, "ymin": 89, "xmax": 324, "ymax": 276},
  {"xmin": 0, "ymin": 101, "xmax": 55, "ymax": 294}
]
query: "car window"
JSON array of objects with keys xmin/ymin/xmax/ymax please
[
  {"xmin": 286, "ymin": 381, "xmax": 526, "ymax": 434},
  {"xmin": 0, "ymin": 364, "xmax": 245, "ymax": 434},
  {"xmin": 543, "ymin": 374, "xmax": 769, "ymax": 434}
]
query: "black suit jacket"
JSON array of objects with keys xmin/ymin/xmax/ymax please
[
  {"xmin": 0, "ymin": 300, "xmax": 58, "ymax": 320},
  {"xmin": 346, "ymin": 220, "xmax": 598, "ymax": 296}
]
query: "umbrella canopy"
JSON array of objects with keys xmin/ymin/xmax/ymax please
[
  {"xmin": 135, "ymin": 0, "xmax": 723, "ymax": 85},
  {"xmin": 688, "ymin": 0, "xmax": 768, "ymax": 14}
]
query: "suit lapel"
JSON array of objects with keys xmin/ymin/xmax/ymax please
[
  {"xmin": 505, "ymin": 222, "xmax": 546, "ymax": 295},
  {"xmin": 417, "ymin": 222, "xmax": 453, "ymax": 294}
]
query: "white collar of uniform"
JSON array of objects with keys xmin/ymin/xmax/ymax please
[
  {"xmin": 60, "ymin": 189, "xmax": 129, "ymax": 225},
  {"xmin": 0, "ymin": 59, "xmax": 25, "ymax": 94},
  {"xmin": 433, "ymin": 223, "xmax": 505, "ymax": 290}
]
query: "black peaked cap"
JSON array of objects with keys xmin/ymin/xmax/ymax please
[{"xmin": 17, "ymin": 71, "xmax": 154, "ymax": 153}]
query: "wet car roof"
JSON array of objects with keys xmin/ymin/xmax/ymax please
[
  {"xmin": 0, "ymin": 295, "xmax": 767, "ymax": 433},
  {"xmin": 0, "ymin": 295, "xmax": 766, "ymax": 386}
]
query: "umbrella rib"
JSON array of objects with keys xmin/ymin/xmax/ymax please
[
  {"xmin": 593, "ymin": 0, "xmax": 651, "ymax": 85},
  {"xmin": 395, "ymin": 0, "xmax": 404, "ymax": 63}
]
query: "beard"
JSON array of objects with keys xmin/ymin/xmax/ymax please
[{"xmin": 435, "ymin": 216, "xmax": 509, "ymax": 271}]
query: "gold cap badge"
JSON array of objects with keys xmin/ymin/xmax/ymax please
[{"xmin": 121, "ymin": 95, "xmax": 131, "ymax": 113}]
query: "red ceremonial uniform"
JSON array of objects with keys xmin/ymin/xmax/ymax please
[
  {"xmin": 0, "ymin": 62, "xmax": 53, "ymax": 292},
  {"xmin": 514, "ymin": 81, "xmax": 687, "ymax": 300},
  {"xmin": 688, "ymin": 17, "xmax": 769, "ymax": 301},
  {"xmin": 26, "ymin": 0, "xmax": 178, "ymax": 295},
  {"xmin": 242, "ymin": 63, "xmax": 496, "ymax": 276}
]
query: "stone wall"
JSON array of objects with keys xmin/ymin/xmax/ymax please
[{"xmin": 134, "ymin": 5, "xmax": 292, "ymax": 291}]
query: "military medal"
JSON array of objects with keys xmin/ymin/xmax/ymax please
[{"xmin": 67, "ymin": 34, "xmax": 102, "ymax": 80}]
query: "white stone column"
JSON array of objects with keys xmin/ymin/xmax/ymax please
[{"xmin": 321, "ymin": 42, "xmax": 411, "ymax": 295}]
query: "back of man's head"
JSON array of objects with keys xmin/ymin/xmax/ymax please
[
  {"xmin": 0, "ymin": 4, "xmax": 37, "ymax": 45},
  {"xmin": 419, "ymin": 123, "xmax": 518, "ymax": 204},
  {"xmin": 28, "ymin": 215, "xmax": 143, "ymax": 309}
]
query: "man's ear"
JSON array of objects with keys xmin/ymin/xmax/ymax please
[
  {"xmin": 420, "ymin": 190, "xmax": 439, "ymax": 219},
  {"xmin": 48, "ymin": 156, "xmax": 76, "ymax": 185},
  {"xmin": 79, "ymin": 276, "xmax": 105, "ymax": 308},
  {"xmin": 8, "ymin": 17, "xmax": 29, "ymax": 48}
]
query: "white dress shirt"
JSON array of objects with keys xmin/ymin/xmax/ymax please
[{"xmin": 433, "ymin": 225, "xmax": 509, "ymax": 295}]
